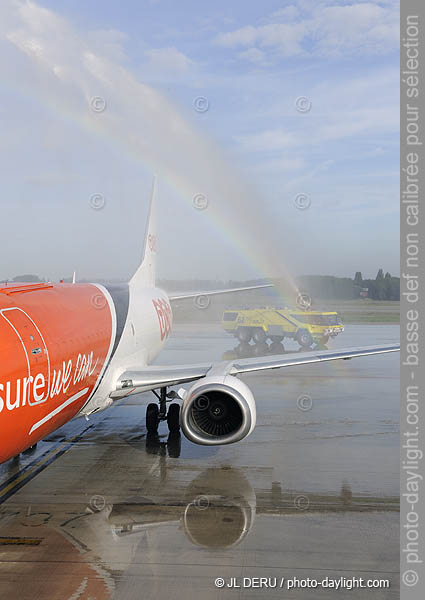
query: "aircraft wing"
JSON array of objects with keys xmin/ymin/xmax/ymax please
[
  {"xmin": 112, "ymin": 344, "xmax": 399, "ymax": 397},
  {"xmin": 168, "ymin": 284, "xmax": 273, "ymax": 302}
]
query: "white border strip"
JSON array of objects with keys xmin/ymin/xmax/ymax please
[{"xmin": 29, "ymin": 387, "xmax": 89, "ymax": 434}]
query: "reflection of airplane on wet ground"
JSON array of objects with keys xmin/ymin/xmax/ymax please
[
  {"xmin": 0, "ymin": 465, "xmax": 399, "ymax": 583},
  {"xmin": 0, "ymin": 396, "xmax": 399, "ymax": 599},
  {"xmin": 106, "ymin": 467, "xmax": 399, "ymax": 550},
  {"xmin": 0, "ymin": 178, "xmax": 399, "ymax": 464}
]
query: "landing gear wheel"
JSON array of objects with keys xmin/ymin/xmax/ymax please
[
  {"xmin": 252, "ymin": 328, "xmax": 266, "ymax": 344},
  {"xmin": 236, "ymin": 327, "xmax": 252, "ymax": 343},
  {"xmin": 167, "ymin": 403, "xmax": 180, "ymax": 433},
  {"xmin": 146, "ymin": 403, "xmax": 159, "ymax": 434},
  {"xmin": 297, "ymin": 329, "xmax": 313, "ymax": 349}
]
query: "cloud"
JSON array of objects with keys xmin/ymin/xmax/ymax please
[
  {"xmin": 235, "ymin": 129, "xmax": 295, "ymax": 152},
  {"xmin": 237, "ymin": 47, "xmax": 268, "ymax": 65},
  {"xmin": 214, "ymin": 1, "xmax": 399, "ymax": 59},
  {"xmin": 144, "ymin": 46, "xmax": 193, "ymax": 72},
  {"xmin": 88, "ymin": 29, "xmax": 129, "ymax": 62},
  {"xmin": 216, "ymin": 23, "xmax": 307, "ymax": 57},
  {"xmin": 25, "ymin": 172, "xmax": 87, "ymax": 187},
  {"xmin": 0, "ymin": 1, "xmax": 399, "ymax": 280},
  {"xmin": 234, "ymin": 65, "xmax": 398, "ymax": 161},
  {"xmin": 216, "ymin": 25, "xmax": 258, "ymax": 48},
  {"xmin": 0, "ymin": 0, "xmax": 298, "ymax": 284},
  {"xmin": 254, "ymin": 156, "xmax": 306, "ymax": 172},
  {"xmin": 270, "ymin": 5, "xmax": 300, "ymax": 21}
]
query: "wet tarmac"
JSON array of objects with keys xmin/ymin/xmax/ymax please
[{"xmin": 0, "ymin": 323, "xmax": 400, "ymax": 599}]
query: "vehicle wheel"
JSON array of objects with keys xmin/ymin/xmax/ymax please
[
  {"xmin": 252, "ymin": 328, "xmax": 266, "ymax": 344},
  {"xmin": 167, "ymin": 403, "xmax": 180, "ymax": 433},
  {"xmin": 236, "ymin": 342, "xmax": 253, "ymax": 358},
  {"xmin": 318, "ymin": 335, "xmax": 329, "ymax": 345},
  {"xmin": 253, "ymin": 342, "xmax": 269, "ymax": 356},
  {"xmin": 270, "ymin": 335, "xmax": 284, "ymax": 343},
  {"xmin": 146, "ymin": 403, "xmax": 159, "ymax": 434},
  {"xmin": 297, "ymin": 329, "xmax": 313, "ymax": 348},
  {"xmin": 236, "ymin": 327, "xmax": 252, "ymax": 342},
  {"xmin": 269, "ymin": 341, "xmax": 285, "ymax": 354}
]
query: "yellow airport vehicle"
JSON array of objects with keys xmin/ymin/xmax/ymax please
[{"xmin": 222, "ymin": 307, "xmax": 344, "ymax": 349}]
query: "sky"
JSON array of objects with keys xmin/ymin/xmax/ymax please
[{"xmin": 0, "ymin": 0, "xmax": 399, "ymax": 283}]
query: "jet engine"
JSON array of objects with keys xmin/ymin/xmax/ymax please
[{"xmin": 180, "ymin": 375, "xmax": 256, "ymax": 445}]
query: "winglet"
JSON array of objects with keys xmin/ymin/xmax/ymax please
[{"xmin": 130, "ymin": 176, "xmax": 157, "ymax": 288}]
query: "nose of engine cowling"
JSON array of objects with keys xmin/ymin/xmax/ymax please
[{"xmin": 180, "ymin": 375, "xmax": 256, "ymax": 446}]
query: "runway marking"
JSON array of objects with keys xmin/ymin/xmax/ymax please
[
  {"xmin": 0, "ymin": 422, "xmax": 95, "ymax": 505},
  {"xmin": 0, "ymin": 537, "xmax": 42, "ymax": 545}
]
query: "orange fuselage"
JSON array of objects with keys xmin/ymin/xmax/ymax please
[{"xmin": 0, "ymin": 282, "xmax": 115, "ymax": 463}]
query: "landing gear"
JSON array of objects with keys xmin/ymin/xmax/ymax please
[
  {"xmin": 167, "ymin": 403, "xmax": 180, "ymax": 433},
  {"xmin": 146, "ymin": 387, "xmax": 181, "ymax": 434},
  {"xmin": 146, "ymin": 403, "xmax": 159, "ymax": 434}
]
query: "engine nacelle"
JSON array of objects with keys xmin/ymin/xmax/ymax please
[{"xmin": 180, "ymin": 375, "xmax": 256, "ymax": 445}]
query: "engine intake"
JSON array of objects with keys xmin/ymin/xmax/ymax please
[{"xmin": 180, "ymin": 375, "xmax": 256, "ymax": 445}]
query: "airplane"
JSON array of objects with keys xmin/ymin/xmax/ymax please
[{"xmin": 0, "ymin": 178, "xmax": 399, "ymax": 464}]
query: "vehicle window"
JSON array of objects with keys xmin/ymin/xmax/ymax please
[
  {"xmin": 291, "ymin": 314, "xmax": 340, "ymax": 326},
  {"xmin": 323, "ymin": 315, "xmax": 339, "ymax": 325},
  {"xmin": 223, "ymin": 312, "xmax": 238, "ymax": 321},
  {"xmin": 291, "ymin": 314, "xmax": 307, "ymax": 323}
]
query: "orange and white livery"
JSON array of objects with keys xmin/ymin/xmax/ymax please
[{"xmin": 0, "ymin": 178, "xmax": 399, "ymax": 463}]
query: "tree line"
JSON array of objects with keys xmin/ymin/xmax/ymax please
[
  {"xmin": 297, "ymin": 270, "xmax": 400, "ymax": 301},
  {"xmin": 2, "ymin": 270, "xmax": 400, "ymax": 301}
]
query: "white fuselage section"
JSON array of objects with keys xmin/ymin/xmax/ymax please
[{"xmin": 80, "ymin": 286, "xmax": 172, "ymax": 416}]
